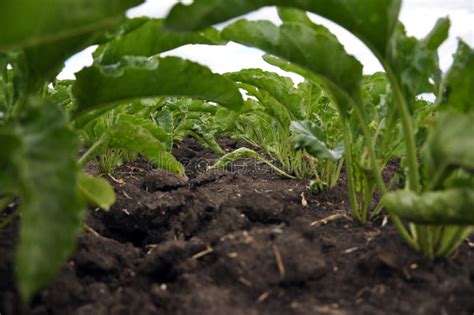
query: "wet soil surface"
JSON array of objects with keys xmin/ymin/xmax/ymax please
[{"xmin": 1, "ymin": 137, "xmax": 474, "ymax": 315}]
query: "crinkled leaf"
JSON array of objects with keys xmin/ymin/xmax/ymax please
[
  {"xmin": 5, "ymin": 99, "xmax": 85, "ymax": 302},
  {"xmin": 439, "ymin": 40, "xmax": 474, "ymax": 113},
  {"xmin": 291, "ymin": 120, "xmax": 344, "ymax": 161},
  {"xmin": 73, "ymin": 56, "xmax": 243, "ymax": 117},
  {"xmin": 165, "ymin": 0, "xmax": 401, "ymax": 56},
  {"xmin": 78, "ymin": 173, "xmax": 115, "ymax": 211},
  {"xmin": 222, "ymin": 20, "xmax": 363, "ymax": 111},
  {"xmin": 383, "ymin": 188, "xmax": 474, "ymax": 225},
  {"xmin": 97, "ymin": 18, "xmax": 225, "ymax": 65}
]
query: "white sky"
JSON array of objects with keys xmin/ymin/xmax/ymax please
[{"xmin": 59, "ymin": 0, "xmax": 474, "ymax": 82}]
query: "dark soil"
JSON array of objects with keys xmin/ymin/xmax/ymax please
[{"xmin": 1, "ymin": 137, "xmax": 474, "ymax": 315}]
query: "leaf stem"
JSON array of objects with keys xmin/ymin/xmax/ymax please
[
  {"xmin": 78, "ymin": 135, "xmax": 109, "ymax": 168},
  {"xmin": 341, "ymin": 119, "xmax": 361, "ymax": 221},
  {"xmin": 383, "ymin": 66, "xmax": 421, "ymax": 193},
  {"xmin": 256, "ymin": 157, "xmax": 297, "ymax": 179},
  {"xmin": 352, "ymin": 104, "xmax": 386, "ymax": 195}
]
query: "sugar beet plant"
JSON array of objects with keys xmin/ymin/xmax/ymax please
[
  {"xmin": 217, "ymin": 68, "xmax": 344, "ymax": 186},
  {"xmin": 0, "ymin": 0, "xmax": 244, "ymax": 302},
  {"xmin": 165, "ymin": 0, "xmax": 474, "ymax": 257}
]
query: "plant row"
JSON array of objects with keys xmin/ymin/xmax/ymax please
[{"xmin": 0, "ymin": 0, "xmax": 473, "ymax": 303}]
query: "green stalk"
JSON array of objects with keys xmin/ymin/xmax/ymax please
[
  {"xmin": 436, "ymin": 226, "xmax": 473, "ymax": 257},
  {"xmin": 341, "ymin": 119, "xmax": 361, "ymax": 221},
  {"xmin": 360, "ymin": 182, "xmax": 376, "ymax": 223},
  {"xmin": 330, "ymin": 159, "xmax": 344, "ymax": 188},
  {"xmin": 418, "ymin": 226, "xmax": 435, "ymax": 258},
  {"xmin": 351, "ymin": 104, "xmax": 386, "ymax": 195},
  {"xmin": 383, "ymin": 66, "xmax": 421, "ymax": 193},
  {"xmin": 370, "ymin": 199, "xmax": 385, "ymax": 219},
  {"xmin": 352, "ymin": 101, "xmax": 418, "ymax": 248},
  {"xmin": 78, "ymin": 134, "xmax": 109, "ymax": 168},
  {"xmin": 392, "ymin": 216, "xmax": 420, "ymax": 251}
]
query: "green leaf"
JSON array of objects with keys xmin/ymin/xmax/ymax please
[
  {"xmin": 1, "ymin": 0, "xmax": 143, "ymax": 94},
  {"xmin": 422, "ymin": 112, "xmax": 474, "ymax": 178},
  {"xmin": 107, "ymin": 114, "xmax": 185, "ymax": 176},
  {"xmin": 164, "ymin": 98, "xmax": 219, "ymax": 115},
  {"xmin": 2, "ymin": 98, "xmax": 85, "ymax": 302},
  {"xmin": 226, "ymin": 69, "xmax": 303, "ymax": 119},
  {"xmin": 291, "ymin": 120, "xmax": 344, "ymax": 161},
  {"xmin": 388, "ymin": 21, "xmax": 448, "ymax": 99},
  {"xmin": 78, "ymin": 173, "xmax": 115, "ymax": 211},
  {"xmin": 118, "ymin": 113, "xmax": 172, "ymax": 151},
  {"xmin": 72, "ymin": 56, "xmax": 243, "ymax": 117},
  {"xmin": 235, "ymin": 81, "xmax": 292, "ymax": 128},
  {"xmin": 439, "ymin": 40, "xmax": 474, "ymax": 113},
  {"xmin": 97, "ymin": 18, "xmax": 226, "ymax": 65},
  {"xmin": 0, "ymin": 0, "xmax": 143, "ymax": 50},
  {"xmin": 165, "ymin": 0, "xmax": 401, "ymax": 56},
  {"xmin": 222, "ymin": 20, "xmax": 363, "ymax": 108},
  {"xmin": 383, "ymin": 188, "xmax": 474, "ymax": 225},
  {"xmin": 423, "ymin": 17, "xmax": 450, "ymax": 51},
  {"xmin": 209, "ymin": 147, "xmax": 296, "ymax": 179},
  {"xmin": 209, "ymin": 147, "xmax": 261, "ymax": 169},
  {"xmin": 277, "ymin": 7, "xmax": 321, "ymax": 30}
]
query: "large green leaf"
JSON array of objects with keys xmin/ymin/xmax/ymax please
[
  {"xmin": 291, "ymin": 120, "xmax": 344, "ymax": 161},
  {"xmin": 96, "ymin": 18, "xmax": 226, "ymax": 65},
  {"xmin": 0, "ymin": 98, "xmax": 85, "ymax": 302},
  {"xmin": 383, "ymin": 188, "xmax": 474, "ymax": 225},
  {"xmin": 72, "ymin": 56, "xmax": 243, "ymax": 117},
  {"xmin": 0, "ymin": 0, "xmax": 143, "ymax": 50},
  {"xmin": 222, "ymin": 20, "xmax": 363, "ymax": 106},
  {"xmin": 165, "ymin": 0, "xmax": 401, "ymax": 56},
  {"xmin": 439, "ymin": 40, "xmax": 474, "ymax": 113},
  {"xmin": 19, "ymin": 36, "xmax": 95, "ymax": 93},
  {"xmin": 0, "ymin": 0, "xmax": 143, "ymax": 94}
]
